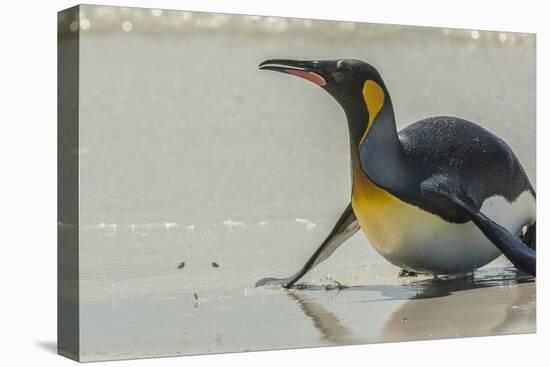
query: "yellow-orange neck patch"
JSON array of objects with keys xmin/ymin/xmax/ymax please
[{"xmin": 360, "ymin": 80, "xmax": 385, "ymax": 145}]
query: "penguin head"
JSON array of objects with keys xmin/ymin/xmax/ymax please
[{"xmin": 258, "ymin": 58, "xmax": 386, "ymax": 113}]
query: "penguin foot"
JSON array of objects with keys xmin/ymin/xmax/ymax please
[
  {"xmin": 519, "ymin": 222, "xmax": 536, "ymax": 251},
  {"xmin": 398, "ymin": 269, "xmax": 419, "ymax": 277}
]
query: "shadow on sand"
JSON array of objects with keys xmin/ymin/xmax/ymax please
[{"xmin": 36, "ymin": 340, "xmax": 57, "ymax": 354}]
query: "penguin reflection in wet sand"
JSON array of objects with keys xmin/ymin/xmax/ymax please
[{"xmin": 256, "ymin": 59, "xmax": 536, "ymax": 288}]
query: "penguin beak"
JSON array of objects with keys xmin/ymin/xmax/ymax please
[{"xmin": 259, "ymin": 59, "xmax": 327, "ymax": 87}]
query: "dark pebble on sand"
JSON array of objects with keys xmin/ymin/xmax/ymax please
[
  {"xmin": 212, "ymin": 262, "xmax": 219, "ymax": 268},
  {"xmin": 177, "ymin": 262, "xmax": 185, "ymax": 269}
]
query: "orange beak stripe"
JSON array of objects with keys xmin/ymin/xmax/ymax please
[{"xmin": 285, "ymin": 69, "xmax": 327, "ymax": 86}]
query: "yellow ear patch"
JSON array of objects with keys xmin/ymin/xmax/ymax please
[{"xmin": 360, "ymin": 80, "xmax": 385, "ymax": 144}]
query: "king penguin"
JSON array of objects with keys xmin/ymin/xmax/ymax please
[{"xmin": 256, "ymin": 59, "xmax": 536, "ymax": 288}]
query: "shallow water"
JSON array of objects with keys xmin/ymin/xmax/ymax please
[{"xmin": 67, "ymin": 5, "xmax": 535, "ymax": 361}]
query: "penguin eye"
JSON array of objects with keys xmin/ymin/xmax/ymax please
[{"xmin": 332, "ymin": 71, "xmax": 346, "ymax": 82}]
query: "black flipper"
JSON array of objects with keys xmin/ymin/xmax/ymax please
[
  {"xmin": 427, "ymin": 187, "xmax": 536, "ymax": 276},
  {"xmin": 256, "ymin": 203, "xmax": 360, "ymax": 288}
]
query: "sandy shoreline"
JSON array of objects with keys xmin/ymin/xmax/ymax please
[{"xmin": 77, "ymin": 266, "xmax": 534, "ymax": 361}]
